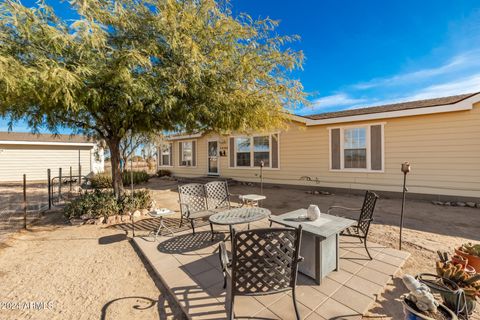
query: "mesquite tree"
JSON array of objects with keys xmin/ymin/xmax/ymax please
[{"xmin": 0, "ymin": 0, "xmax": 305, "ymax": 196}]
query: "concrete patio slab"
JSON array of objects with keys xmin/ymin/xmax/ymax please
[{"xmin": 133, "ymin": 217, "xmax": 410, "ymax": 319}]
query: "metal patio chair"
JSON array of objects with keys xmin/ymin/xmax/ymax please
[
  {"xmin": 178, "ymin": 183, "xmax": 215, "ymax": 235},
  {"xmin": 327, "ymin": 190, "xmax": 379, "ymax": 260},
  {"xmin": 219, "ymin": 226, "xmax": 304, "ymax": 320},
  {"xmin": 204, "ymin": 180, "xmax": 231, "ymax": 212}
]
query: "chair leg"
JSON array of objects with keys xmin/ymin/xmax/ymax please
[
  {"xmin": 227, "ymin": 294, "xmax": 235, "ymax": 320},
  {"xmin": 292, "ymin": 287, "xmax": 301, "ymax": 320},
  {"xmin": 210, "ymin": 222, "xmax": 215, "ymax": 241},
  {"xmin": 364, "ymin": 238, "xmax": 372, "ymax": 260},
  {"xmin": 179, "ymin": 215, "xmax": 183, "ymax": 228},
  {"xmin": 190, "ymin": 219, "xmax": 196, "ymax": 235}
]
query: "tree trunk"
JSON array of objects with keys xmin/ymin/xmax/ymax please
[{"xmin": 107, "ymin": 138, "xmax": 124, "ymax": 198}]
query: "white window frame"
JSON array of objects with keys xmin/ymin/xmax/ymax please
[
  {"xmin": 230, "ymin": 133, "xmax": 279, "ymax": 170},
  {"xmin": 328, "ymin": 123, "xmax": 385, "ymax": 173},
  {"xmin": 158, "ymin": 143, "xmax": 172, "ymax": 167},
  {"xmin": 179, "ymin": 140, "xmax": 196, "ymax": 167}
]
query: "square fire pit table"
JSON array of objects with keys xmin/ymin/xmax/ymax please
[{"xmin": 270, "ymin": 209, "xmax": 356, "ymax": 285}]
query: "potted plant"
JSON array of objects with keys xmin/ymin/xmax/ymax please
[
  {"xmin": 436, "ymin": 261, "xmax": 480, "ymax": 315},
  {"xmin": 402, "ymin": 275, "xmax": 458, "ymax": 320},
  {"xmin": 455, "ymin": 242, "xmax": 480, "ymax": 273}
]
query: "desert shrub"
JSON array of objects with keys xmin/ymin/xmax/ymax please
[
  {"xmin": 89, "ymin": 172, "xmax": 113, "ymax": 189},
  {"xmin": 64, "ymin": 190, "xmax": 120, "ymax": 219},
  {"xmin": 64, "ymin": 189, "xmax": 152, "ymax": 219},
  {"xmin": 157, "ymin": 169, "xmax": 171, "ymax": 177},
  {"xmin": 120, "ymin": 189, "xmax": 152, "ymax": 213},
  {"xmin": 122, "ymin": 170, "xmax": 150, "ymax": 186},
  {"xmin": 89, "ymin": 170, "xmax": 150, "ymax": 189}
]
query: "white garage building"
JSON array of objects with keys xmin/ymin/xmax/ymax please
[{"xmin": 0, "ymin": 132, "xmax": 104, "ymax": 182}]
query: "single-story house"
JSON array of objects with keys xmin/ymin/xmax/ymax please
[
  {"xmin": 0, "ymin": 132, "xmax": 104, "ymax": 182},
  {"xmin": 158, "ymin": 92, "xmax": 480, "ymax": 200}
]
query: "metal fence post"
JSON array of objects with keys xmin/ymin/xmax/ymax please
[
  {"xmin": 23, "ymin": 174, "xmax": 27, "ymax": 229},
  {"xmin": 70, "ymin": 166, "xmax": 73, "ymax": 192},
  {"xmin": 59, "ymin": 168, "xmax": 62, "ymax": 200},
  {"xmin": 47, "ymin": 169, "xmax": 51, "ymax": 209},
  {"xmin": 78, "ymin": 165, "xmax": 82, "ymax": 186}
]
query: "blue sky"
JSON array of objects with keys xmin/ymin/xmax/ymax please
[{"xmin": 2, "ymin": 0, "xmax": 480, "ymax": 132}]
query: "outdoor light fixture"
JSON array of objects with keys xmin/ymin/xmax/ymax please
[
  {"xmin": 399, "ymin": 161, "xmax": 411, "ymax": 250},
  {"xmin": 260, "ymin": 161, "xmax": 264, "ymax": 195}
]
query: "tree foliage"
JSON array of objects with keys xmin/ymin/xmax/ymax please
[{"xmin": 0, "ymin": 0, "xmax": 306, "ymax": 195}]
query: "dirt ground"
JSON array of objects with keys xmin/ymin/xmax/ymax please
[
  {"xmin": 0, "ymin": 177, "xmax": 478, "ymax": 319},
  {"xmin": 0, "ymin": 212, "xmax": 183, "ymax": 320}
]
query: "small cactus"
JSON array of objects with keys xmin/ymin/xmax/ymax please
[
  {"xmin": 461, "ymin": 242, "xmax": 480, "ymax": 257},
  {"xmin": 436, "ymin": 261, "xmax": 480, "ymax": 300}
]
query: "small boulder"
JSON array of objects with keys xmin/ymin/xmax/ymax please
[
  {"xmin": 466, "ymin": 202, "xmax": 476, "ymax": 208},
  {"xmin": 132, "ymin": 210, "xmax": 142, "ymax": 217},
  {"xmin": 476, "ymin": 203, "xmax": 480, "ymax": 208},
  {"xmin": 95, "ymin": 217, "xmax": 105, "ymax": 225},
  {"xmin": 70, "ymin": 218, "xmax": 84, "ymax": 226},
  {"xmin": 86, "ymin": 219, "xmax": 96, "ymax": 224},
  {"xmin": 106, "ymin": 215, "xmax": 117, "ymax": 224},
  {"xmin": 141, "ymin": 208, "xmax": 150, "ymax": 216},
  {"xmin": 444, "ymin": 202, "xmax": 451, "ymax": 206},
  {"xmin": 456, "ymin": 202, "xmax": 466, "ymax": 207},
  {"xmin": 320, "ymin": 191, "xmax": 331, "ymax": 195},
  {"xmin": 431, "ymin": 201, "xmax": 443, "ymax": 206},
  {"xmin": 80, "ymin": 214, "xmax": 91, "ymax": 220},
  {"xmin": 306, "ymin": 190, "xmax": 313, "ymax": 194},
  {"xmin": 313, "ymin": 190, "xmax": 320, "ymax": 195}
]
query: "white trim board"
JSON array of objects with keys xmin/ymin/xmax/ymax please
[{"xmin": 295, "ymin": 93, "xmax": 479, "ymax": 126}]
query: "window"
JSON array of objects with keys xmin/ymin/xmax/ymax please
[
  {"xmin": 253, "ymin": 136, "xmax": 270, "ymax": 167},
  {"xmin": 159, "ymin": 143, "xmax": 171, "ymax": 166},
  {"xmin": 231, "ymin": 134, "xmax": 278, "ymax": 168},
  {"xmin": 181, "ymin": 141, "xmax": 193, "ymax": 166},
  {"xmin": 343, "ymin": 127, "xmax": 366, "ymax": 169},
  {"xmin": 236, "ymin": 137, "xmax": 251, "ymax": 167},
  {"xmin": 330, "ymin": 124, "xmax": 384, "ymax": 172}
]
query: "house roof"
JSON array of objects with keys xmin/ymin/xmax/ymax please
[
  {"xmin": 300, "ymin": 92, "xmax": 478, "ymax": 120},
  {"xmin": 0, "ymin": 132, "xmax": 94, "ymax": 145}
]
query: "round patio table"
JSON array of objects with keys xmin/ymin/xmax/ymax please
[{"xmin": 209, "ymin": 207, "xmax": 271, "ymax": 241}]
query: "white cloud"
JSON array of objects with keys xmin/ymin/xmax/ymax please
[
  {"xmin": 298, "ymin": 93, "xmax": 367, "ymax": 115},
  {"xmin": 353, "ymin": 49, "xmax": 480, "ymax": 90}
]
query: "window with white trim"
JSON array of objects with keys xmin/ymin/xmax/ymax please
[
  {"xmin": 231, "ymin": 134, "xmax": 278, "ymax": 168},
  {"xmin": 159, "ymin": 143, "xmax": 171, "ymax": 166},
  {"xmin": 343, "ymin": 127, "xmax": 367, "ymax": 169},
  {"xmin": 181, "ymin": 141, "xmax": 193, "ymax": 166},
  {"xmin": 330, "ymin": 124, "xmax": 384, "ymax": 172}
]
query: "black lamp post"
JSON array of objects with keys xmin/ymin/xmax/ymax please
[
  {"xmin": 399, "ymin": 161, "xmax": 411, "ymax": 250},
  {"xmin": 260, "ymin": 161, "xmax": 264, "ymax": 195}
]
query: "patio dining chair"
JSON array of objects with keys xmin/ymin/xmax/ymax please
[
  {"xmin": 178, "ymin": 183, "xmax": 215, "ymax": 235},
  {"xmin": 219, "ymin": 226, "xmax": 304, "ymax": 320},
  {"xmin": 204, "ymin": 181, "xmax": 231, "ymax": 211},
  {"xmin": 327, "ymin": 190, "xmax": 379, "ymax": 260}
]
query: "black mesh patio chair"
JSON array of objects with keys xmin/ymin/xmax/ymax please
[
  {"xmin": 327, "ymin": 190, "xmax": 379, "ymax": 260},
  {"xmin": 219, "ymin": 227, "xmax": 304, "ymax": 320},
  {"xmin": 178, "ymin": 183, "xmax": 215, "ymax": 235},
  {"xmin": 205, "ymin": 181, "xmax": 231, "ymax": 212}
]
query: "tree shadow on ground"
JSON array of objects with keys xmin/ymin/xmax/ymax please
[{"xmin": 157, "ymin": 231, "xmax": 225, "ymax": 254}]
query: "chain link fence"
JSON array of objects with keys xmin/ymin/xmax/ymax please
[{"xmin": 0, "ymin": 167, "xmax": 89, "ymax": 241}]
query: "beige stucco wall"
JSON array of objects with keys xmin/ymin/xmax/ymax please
[
  {"xmin": 161, "ymin": 102, "xmax": 480, "ymax": 198},
  {"xmin": 0, "ymin": 145, "xmax": 93, "ymax": 182}
]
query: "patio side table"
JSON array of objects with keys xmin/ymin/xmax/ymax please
[
  {"xmin": 239, "ymin": 194, "xmax": 266, "ymax": 207},
  {"xmin": 270, "ymin": 209, "xmax": 355, "ymax": 285},
  {"xmin": 148, "ymin": 208, "xmax": 175, "ymax": 241},
  {"xmin": 209, "ymin": 207, "xmax": 271, "ymax": 241}
]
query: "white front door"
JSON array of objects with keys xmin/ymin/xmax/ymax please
[{"xmin": 207, "ymin": 140, "xmax": 219, "ymax": 175}]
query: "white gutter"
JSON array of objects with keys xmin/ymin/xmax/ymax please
[
  {"xmin": 0, "ymin": 140, "xmax": 96, "ymax": 147},
  {"xmin": 296, "ymin": 93, "xmax": 479, "ymax": 126},
  {"xmin": 165, "ymin": 133, "xmax": 203, "ymax": 141}
]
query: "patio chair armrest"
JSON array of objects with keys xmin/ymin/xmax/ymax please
[
  {"xmin": 297, "ymin": 255, "xmax": 304, "ymax": 263},
  {"xmin": 219, "ymin": 242, "xmax": 230, "ymax": 271},
  {"xmin": 359, "ymin": 217, "xmax": 373, "ymax": 223},
  {"xmin": 327, "ymin": 206, "xmax": 361, "ymax": 215}
]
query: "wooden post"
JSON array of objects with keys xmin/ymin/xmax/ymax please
[
  {"xmin": 69, "ymin": 166, "xmax": 73, "ymax": 192},
  {"xmin": 23, "ymin": 174, "xmax": 27, "ymax": 229},
  {"xmin": 47, "ymin": 169, "xmax": 51, "ymax": 209},
  {"xmin": 59, "ymin": 167, "xmax": 62, "ymax": 200},
  {"xmin": 78, "ymin": 165, "xmax": 82, "ymax": 186}
]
